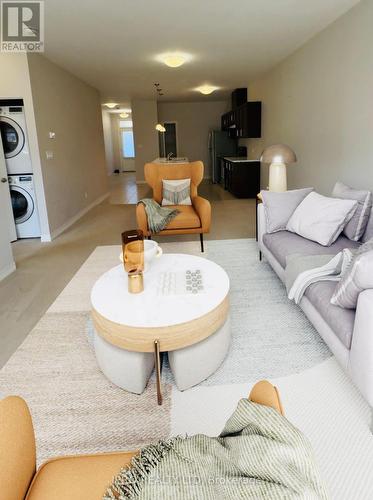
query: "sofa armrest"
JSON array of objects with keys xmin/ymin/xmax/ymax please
[
  {"xmin": 136, "ymin": 203, "xmax": 150, "ymax": 236},
  {"xmin": 192, "ymin": 196, "xmax": 211, "ymax": 233},
  {"xmin": 257, "ymin": 203, "xmax": 267, "ymax": 249},
  {"xmin": 349, "ymin": 289, "xmax": 373, "ymax": 407}
]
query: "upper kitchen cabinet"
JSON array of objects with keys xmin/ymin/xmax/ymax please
[{"xmin": 221, "ymin": 91, "xmax": 262, "ymax": 138}]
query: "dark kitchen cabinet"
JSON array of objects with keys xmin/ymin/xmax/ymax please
[
  {"xmin": 231, "ymin": 88, "xmax": 247, "ymax": 109},
  {"xmin": 223, "ymin": 159, "xmax": 260, "ymax": 198},
  {"xmin": 221, "ymin": 102, "xmax": 261, "ymax": 138}
]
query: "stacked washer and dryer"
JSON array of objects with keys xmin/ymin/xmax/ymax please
[{"xmin": 0, "ymin": 99, "xmax": 40, "ymax": 239}]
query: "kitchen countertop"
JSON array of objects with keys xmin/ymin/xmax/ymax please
[
  {"xmin": 223, "ymin": 157, "xmax": 260, "ymax": 163},
  {"xmin": 152, "ymin": 157, "xmax": 189, "ymax": 163}
]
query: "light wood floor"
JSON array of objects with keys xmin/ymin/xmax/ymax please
[{"xmin": 0, "ymin": 173, "xmax": 256, "ymax": 368}]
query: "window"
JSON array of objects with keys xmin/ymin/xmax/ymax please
[
  {"xmin": 122, "ymin": 130, "xmax": 135, "ymax": 158},
  {"xmin": 119, "ymin": 120, "xmax": 133, "ymax": 128}
]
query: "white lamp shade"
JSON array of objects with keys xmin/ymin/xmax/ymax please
[
  {"xmin": 260, "ymin": 144, "xmax": 297, "ymax": 192},
  {"xmin": 260, "ymin": 144, "xmax": 297, "ymax": 164}
]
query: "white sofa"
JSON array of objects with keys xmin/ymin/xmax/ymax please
[{"xmin": 258, "ymin": 203, "xmax": 373, "ymax": 422}]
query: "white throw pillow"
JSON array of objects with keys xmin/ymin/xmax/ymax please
[
  {"xmin": 286, "ymin": 192, "xmax": 358, "ymax": 246},
  {"xmin": 162, "ymin": 178, "xmax": 192, "ymax": 206}
]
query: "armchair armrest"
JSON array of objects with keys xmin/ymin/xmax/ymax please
[
  {"xmin": 136, "ymin": 203, "xmax": 149, "ymax": 236},
  {"xmin": 0, "ymin": 396, "xmax": 36, "ymax": 500},
  {"xmin": 192, "ymin": 196, "xmax": 211, "ymax": 233}
]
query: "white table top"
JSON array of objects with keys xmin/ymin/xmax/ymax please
[{"xmin": 91, "ymin": 254, "xmax": 229, "ymax": 328}]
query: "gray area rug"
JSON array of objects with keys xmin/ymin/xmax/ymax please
[
  {"xmin": 1, "ymin": 239, "xmax": 329, "ymax": 464},
  {"xmin": 160, "ymin": 239, "xmax": 331, "ymax": 385}
]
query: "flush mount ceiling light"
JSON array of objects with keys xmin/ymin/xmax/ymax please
[
  {"xmin": 195, "ymin": 85, "xmax": 219, "ymax": 95},
  {"xmin": 104, "ymin": 102, "xmax": 119, "ymax": 109},
  {"xmin": 156, "ymin": 52, "xmax": 192, "ymax": 68},
  {"xmin": 155, "ymin": 123, "xmax": 166, "ymax": 132}
]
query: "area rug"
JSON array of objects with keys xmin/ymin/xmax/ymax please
[{"xmin": 1, "ymin": 239, "xmax": 373, "ymax": 500}]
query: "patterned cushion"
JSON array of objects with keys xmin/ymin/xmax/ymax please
[
  {"xmin": 332, "ymin": 182, "xmax": 372, "ymax": 241},
  {"xmin": 331, "ymin": 238, "xmax": 373, "ymax": 309},
  {"xmin": 162, "ymin": 179, "xmax": 192, "ymax": 206}
]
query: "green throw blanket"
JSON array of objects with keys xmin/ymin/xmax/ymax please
[
  {"xmin": 138, "ymin": 198, "xmax": 179, "ymax": 233},
  {"xmin": 103, "ymin": 399, "xmax": 328, "ymax": 499}
]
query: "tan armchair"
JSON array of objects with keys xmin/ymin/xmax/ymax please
[
  {"xmin": 0, "ymin": 382, "xmax": 283, "ymax": 500},
  {"xmin": 136, "ymin": 161, "xmax": 211, "ymax": 252}
]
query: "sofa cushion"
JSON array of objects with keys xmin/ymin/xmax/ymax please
[
  {"xmin": 262, "ymin": 231, "xmax": 360, "ymax": 269},
  {"xmin": 26, "ymin": 451, "xmax": 136, "ymax": 500},
  {"xmin": 304, "ymin": 281, "xmax": 355, "ymax": 349},
  {"xmin": 164, "ymin": 205, "xmax": 201, "ymax": 230}
]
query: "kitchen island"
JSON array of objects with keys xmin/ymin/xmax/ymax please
[
  {"xmin": 152, "ymin": 157, "xmax": 189, "ymax": 164},
  {"xmin": 221, "ymin": 157, "xmax": 260, "ymax": 198}
]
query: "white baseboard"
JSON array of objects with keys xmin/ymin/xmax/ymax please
[
  {"xmin": 0, "ymin": 261, "xmax": 16, "ymax": 281},
  {"xmin": 48, "ymin": 192, "xmax": 110, "ymax": 241}
]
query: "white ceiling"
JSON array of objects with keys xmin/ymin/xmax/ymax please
[{"xmin": 44, "ymin": 0, "xmax": 359, "ymax": 103}]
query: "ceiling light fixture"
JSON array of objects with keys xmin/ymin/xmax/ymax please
[
  {"xmin": 155, "ymin": 123, "xmax": 166, "ymax": 132},
  {"xmin": 120, "ymin": 112, "xmax": 129, "ymax": 118},
  {"xmin": 196, "ymin": 85, "xmax": 219, "ymax": 95},
  {"xmin": 156, "ymin": 52, "xmax": 192, "ymax": 68},
  {"xmin": 104, "ymin": 102, "xmax": 119, "ymax": 109},
  {"xmin": 163, "ymin": 54, "xmax": 185, "ymax": 67}
]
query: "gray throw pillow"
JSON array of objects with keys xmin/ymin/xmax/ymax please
[
  {"xmin": 331, "ymin": 238, "xmax": 373, "ymax": 309},
  {"xmin": 362, "ymin": 209, "xmax": 373, "ymax": 242},
  {"xmin": 332, "ymin": 182, "xmax": 372, "ymax": 242},
  {"xmin": 261, "ymin": 187, "xmax": 313, "ymax": 233}
]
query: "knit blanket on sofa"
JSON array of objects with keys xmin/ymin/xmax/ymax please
[
  {"xmin": 138, "ymin": 198, "xmax": 179, "ymax": 234},
  {"xmin": 103, "ymin": 399, "xmax": 328, "ymax": 500},
  {"xmin": 286, "ymin": 249, "xmax": 355, "ymax": 304}
]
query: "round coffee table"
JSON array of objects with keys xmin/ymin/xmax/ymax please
[{"xmin": 91, "ymin": 253, "xmax": 230, "ymax": 404}]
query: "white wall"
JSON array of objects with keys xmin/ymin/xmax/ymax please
[
  {"xmin": 27, "ymin": 54, "xmax": 109, "ymax": 237},
  {"xmin": 0, "ymin": 144, "xmax": 15, "ymax": 280},
  {"xmin": 132, "ymin": 100, "xmax": 159, "ymax": 182},
  {"xmin": 241, "ymin": 0, "xmax": 373, "ymax": 193},
  {"xmin": 102, "ymin": 110, "xmax": 114, "ymax": 175},
  {"xmin": 158, "ymin": 101, "xmax": 229, "ymax": 178},
  {"xmin": 0, "ymin": 53, "xmax": 50, "ymax": 240}
]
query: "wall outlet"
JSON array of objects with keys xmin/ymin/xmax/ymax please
[
  {"xmin": 45, "ymin": 151, "xmax": 54, "ymax": 160},
  {"xmin": 84, "ymin": 192, "xmax": 88, "ymax": 199}
]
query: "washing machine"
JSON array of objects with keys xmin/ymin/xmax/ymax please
[
  {"xmin": 0, "ymin": 100, "xmax": 33, "ymax": 175},
  {"xmin": 8, "ymin": 175, "xmax": 40, "ymax": 238}
]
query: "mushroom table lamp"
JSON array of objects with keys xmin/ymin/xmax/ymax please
[{"xmin": 260, "ymin": 144, "xmax": 297, "ymax": 192}]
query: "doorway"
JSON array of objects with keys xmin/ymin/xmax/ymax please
[
  {"xmin": 119, "ymin": 119, "xmax": 135, "ymax": 172},
  {"xmin": 159, "ymin": 122, "xmax": 178, "ymax": 158}
]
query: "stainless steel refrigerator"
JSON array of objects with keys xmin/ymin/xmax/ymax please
[{"xmin": 208, "ymin": 130, "xmax": 238, "ymax": 183}]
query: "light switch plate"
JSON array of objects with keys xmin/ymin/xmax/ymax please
[
  {"xmin": 46, "ymin": 151, "xmax": 54, "ymax": 160},
  {"xmin": 49, "ymin": 132, "xmax": 56, "ymax": 139}
]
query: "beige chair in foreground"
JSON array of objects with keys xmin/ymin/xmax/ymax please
[
  {"xmin": 136, "ymin": 161, "xmax": 211, "ymax": 252},
  {"xmin": 0, "ymin": 381, "xmax": 283, "ymax": 500}
]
